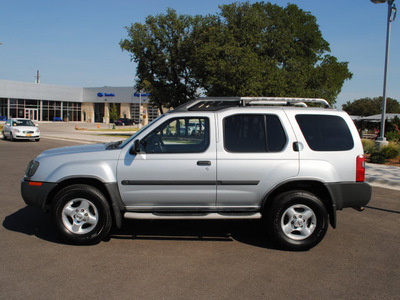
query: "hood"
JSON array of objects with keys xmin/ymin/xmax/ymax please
[
  {"xmin": 13, "ymin": 126, "xmax": 39, "ymax": 132},
  {"xmin": 38, "ymin": 143, "xmax": 108, "ymax": 158}
]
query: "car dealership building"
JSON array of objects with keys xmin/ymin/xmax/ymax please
[{"xmin": 0, "ymin": 79, "xmax": 160, "ymax": 124}]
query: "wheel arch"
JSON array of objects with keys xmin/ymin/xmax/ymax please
[
  {"xmin": 261, "ymin": 180, "xmax": 337, "ymax": 228},
  {"xmin": 45, "ymin": 177, "xmax": 124, "ymax": 229}
]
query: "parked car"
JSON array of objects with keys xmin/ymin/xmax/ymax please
[
  {"xmin": 2, "ymin": 118, "xmax": 40, "ymax": 141},
  {"xmin": 21, "ymin": 97, "xmax": 371, "ymax": 250},
  {"xmin": 114, "ymin": 118, "xmax": 135, "ymax": 126}
]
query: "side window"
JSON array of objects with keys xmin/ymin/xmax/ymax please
[
  {"xmin": 266, "ymin": 115, "xmax": 286, "ymax": 151},
  {"xmin": 224, "ymin": 114, "xmax": 286, "ymax": 153},
  {"xmin": 296, "ymin": 114, "xmax": 354, "ymax": 151},
  {"xmin": 141, "ymin": 117, "xmax": 209, "ymax": 153}
]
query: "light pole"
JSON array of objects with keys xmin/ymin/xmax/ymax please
[{"xmin": 371, "ymin": 0, "xmax": 397, "ymax": 147}]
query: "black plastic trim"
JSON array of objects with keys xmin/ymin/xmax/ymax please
[
  {"xmin": 104, "ymin": 182, "xmax": 124, "ymax": 229},
  {"xmin": 20, "ymin": 179, "xmax": 57, "ymax": 210},
  {"xmin": 325, "ymin": 182, "xmax": 372, "ymax": 210},
  {"xmin": 121, "ymin": 180, "xmax": 259, "ymax": 186}
]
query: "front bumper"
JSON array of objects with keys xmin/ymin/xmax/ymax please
[
  {"xmin": 21, "ymin": 179, "xmax": 57, "ymax": 211},
  {"xmin": 326, "ymin": 182, "xmax": 372, "ymax": 210},
  {"xmin": 14, "ymin": 134, "xmax": 40, "ymax": 140}
]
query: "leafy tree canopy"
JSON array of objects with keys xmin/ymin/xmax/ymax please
[
  {"xmin": 120, "ymin": 1, "xmax": 353, "ymax": 110},
  {"xmin": 342, "ymin": 97, "xmax": 400, "ymax": 116}
]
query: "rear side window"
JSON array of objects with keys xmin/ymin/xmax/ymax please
[
  {"xmin": 296, "ymin": 115, "xmax": 354, "ymax": 151},
  {"xmin": 224, "ymin": 114, "xmax": 286, "ymax": 152}
]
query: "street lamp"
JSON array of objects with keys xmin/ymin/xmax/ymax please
[{"xmin": 371, "ymin": 0, "xmax": 397, "ymax": 147}]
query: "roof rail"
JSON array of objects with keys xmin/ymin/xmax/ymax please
[
  {"xmin": 242, "ymin": 97, "xmax": 331, "ymax": 108},
  {"xmin": 176, "ymin": 97, "xmax": 331, "ymax": 111}
]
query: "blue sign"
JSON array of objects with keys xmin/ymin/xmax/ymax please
[
  {"xmin": 134, "ymin": 93, "xmax": 150, "ymax": 97},
  {"xmin": 97, "ymin": 92, "xmax": 115, "ymax": 97}
]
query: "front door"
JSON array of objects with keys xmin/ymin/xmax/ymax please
[{"xmin": 117, "ymin": 115, "xmax": 217, "ymax": 210}]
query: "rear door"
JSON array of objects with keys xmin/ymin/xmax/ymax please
[{"xmin": 216, "ymin": 109, "xmax": 300, "ymax": 208}]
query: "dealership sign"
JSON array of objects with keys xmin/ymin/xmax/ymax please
[{"xmin": 97, "ymin": 92, "xmax": 115, "ymax": 97}]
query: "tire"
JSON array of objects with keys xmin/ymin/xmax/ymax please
[
  {"xmin": 9, "ymin": 133, "xmax": 13, "ymax": 141},
  {"xmin": 267, "ymin": 190, "xmax": 329, "ymax": 251},
  {"xmin": 2, "ymin": 131, "xmax": 6, "ymax": 140},
  {"xmin": 35, "ymin": 138, "xmax": 40, "ymax": 142},
  {"xmin": 52, "ymin": 184, "xmax": 112, "ymax": 245}
]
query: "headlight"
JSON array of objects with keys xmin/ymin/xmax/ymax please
[
  {"xmin": 14, "ymin": 129, "xmax": 20, "ymax": 133},
  {"xmin": 35, "ymin": 129, "xmax": 40, "ymax": 134},
  {"xmin": 25, "ymin": 160, "xmax": 39, "ymax": 178}
]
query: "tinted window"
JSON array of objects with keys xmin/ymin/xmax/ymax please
[
  {"xmin": 296, "ymin": 115, "xmax": 354, "ymax": 151},
  {"xmin": 141, "ymin": 117, "xmax": 209, "ymax": 153},
  {"xmin": 224, "ymin": 114, "xmax": 286, "ymax": 152},
  {"xmin": 266, "ymin": 115, "xmax": 286, "ymax": 151}
]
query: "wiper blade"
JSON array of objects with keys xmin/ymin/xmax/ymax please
[{"xmin": 105, "ymin": 140, "xmax": 123, "ymax": 150}]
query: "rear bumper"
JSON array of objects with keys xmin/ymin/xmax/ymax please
[
  {"xmin": 21, "ymin": 179, "xmax": 57, "ymax": 211},
  {"xmin": 326, "ymin": 182, "xmax": 372, "ymax": 210}
]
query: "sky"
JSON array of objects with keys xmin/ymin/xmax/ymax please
[{"xmin": 0, "ymin": 0, "xmax": 399, "ymax": 109}]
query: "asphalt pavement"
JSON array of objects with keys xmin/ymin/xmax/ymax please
[{"xmin": 1, "ymin": 124, "xmax": 399, "ymax": 299}]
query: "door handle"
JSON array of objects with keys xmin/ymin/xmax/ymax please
[
  {"xmin": 293, "ymin": 142, "xmax": 304, "ymax": 152},
  {"xmin": 197, "ymin": 161, "xmax": 211, "ymax": 166}
]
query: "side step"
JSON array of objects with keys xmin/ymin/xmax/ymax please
[{"xmin": 124, "ymin": 212, "xmax": 262, "ymax": 220}]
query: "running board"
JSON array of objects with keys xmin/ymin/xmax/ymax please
[{"xmin": 124, "ymin": 212, "xmax": 262, "ymax": 220}]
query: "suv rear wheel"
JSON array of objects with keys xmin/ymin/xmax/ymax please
[
  {"xmin": 267, "ymin": 190, "xmax": 328, "ymax": 251},
  {"xmin": 52, "ymin": 184, "xmax": 112, "ymax": 245}
]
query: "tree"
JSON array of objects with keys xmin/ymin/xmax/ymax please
[
  {"xmin": 120, "ymin": 9, "xmax": 207, "ymax": 113},
  {"xmin": 193, "ymin": 2, "xmax": 352, "ymax": 105},
  {"xmin": 121, "ymin": 2, "xmax": 352, "ymax": 109},
  {"xmin": 109, "ymin": 103, "xmax": 119, "ymax": 122},
  {"xmin": 342, "ymin": 97, "xmax": 400, "ymax": 116}
]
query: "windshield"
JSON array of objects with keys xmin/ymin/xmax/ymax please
[
  {"xmin": 119, "ymin": 115, "xmax": 165, "ymax": 148},
  {"xmin": 13, "ymin": 119, "xmax": 35, "ymax": 127}
]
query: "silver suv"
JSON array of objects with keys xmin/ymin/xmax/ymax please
[{"xmin": 21, "ymin": 97, "xmax": 371, "ymax": 250}]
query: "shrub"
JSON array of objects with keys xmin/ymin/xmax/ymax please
[
  {"xmin": 380, "ymin": 143, "xmax": 400, "ymax": 159},
  {"xmin": 386, "ymin": 131, "xmax": 400, "ymax": 143},
  {"xmin": 362, "ymin": 139, "xmax": 376, "ymax": 154},
  {"xmin": 369, "ymin": 152, "xmax": 387, "ymax": 164}
]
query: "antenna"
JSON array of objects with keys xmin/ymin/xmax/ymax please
[{"xmin": 35, "ymin": 70, "xmax": 40, "ymax": 84}]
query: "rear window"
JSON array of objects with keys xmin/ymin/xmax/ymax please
[{"xmin": 296, "ymin": 115, "xmax": 354, "ymax": 151}]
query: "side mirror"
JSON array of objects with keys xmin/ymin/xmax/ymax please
[{"xmin": 129, "ymin": 139, "xmax": 141, "ymax": 155}]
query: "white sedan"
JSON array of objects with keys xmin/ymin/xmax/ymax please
[{"xmin": 2, "ymin": 118, "xmax": 40, "ymax": 141}]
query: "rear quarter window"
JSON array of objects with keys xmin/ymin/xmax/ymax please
[{"xmin": 296, "ymin": 114, "xmax": 354, "ymax": 151}]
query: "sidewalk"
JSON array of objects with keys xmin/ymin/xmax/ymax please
[
  {"xmin": 365, "ymin": 163, "xmax": 400, "ymax": 191},
  {"xmin": 39, "ymin": 122, "xmax": 136, "ymax": 144}
]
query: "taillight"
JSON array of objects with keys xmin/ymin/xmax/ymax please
[{"xmin": 356, "ymin": 155, "xmax": 365, "ymax": 182}]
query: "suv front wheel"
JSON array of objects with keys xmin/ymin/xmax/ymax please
[
  {"xmin": 52, "ymin": 184, "xmax": 112, "ymax": 245},
  {"xmin": 267, "ymin": 190, "xmax": 329, "ymax": 251}
]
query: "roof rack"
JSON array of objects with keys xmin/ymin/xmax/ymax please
[{"xmin": 175, "ymin": 97, "xmax": 331, "ymax": 111}]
